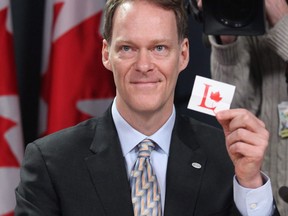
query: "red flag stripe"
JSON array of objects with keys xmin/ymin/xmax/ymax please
[
  {"xmin": 40, "ymin": 0, "xmax": 115, "ymax": 136},
  {"xmin": 0, "ymin": 1, "xmax": 23, "ymax": 215}
]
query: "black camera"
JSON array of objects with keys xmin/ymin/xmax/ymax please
[{"xmin": 186, "ymin": 0, "xmax": 266, "ymax": 36}]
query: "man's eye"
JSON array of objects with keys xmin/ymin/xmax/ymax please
[
  {"xmin": 122, "ymin": 46, "xmax": 131, "ymax": 52},
  {"xmin": 155, "ymin": 45, "xmax": 165, "ymax": 52}
]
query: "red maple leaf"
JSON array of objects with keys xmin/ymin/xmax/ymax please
[
  {"xmin": 0, "ymin": 116, "xmax": 20, "ymax": 167},
  {"xmin": 210, "ymin": 91, "xmax": 222, "ymax": 102}
]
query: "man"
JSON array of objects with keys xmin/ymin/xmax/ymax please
[
  {"xmin": 15, "ymin": 0, "xmax": 279, "ymax": 215},
  {"xmin": 197, "ymin": 0, "xmax": 288, "ymax": 214}
]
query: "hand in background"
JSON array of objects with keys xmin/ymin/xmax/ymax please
[
  {"xmin": 216, "ymin": 109, "xmax": 269, "ymax": 188},
  {"xmin": 265, "ymin": 0, "xmax": 288, "ymax": 27}
]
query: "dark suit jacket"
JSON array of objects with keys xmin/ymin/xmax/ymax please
[{"xmin": 15, "ymin": 108, "xmax": 279, "ymax": 216}]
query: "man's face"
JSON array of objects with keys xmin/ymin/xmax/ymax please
[{"xmin": 102, "ymin": 1, "xmax": 189, "ymax": 118}]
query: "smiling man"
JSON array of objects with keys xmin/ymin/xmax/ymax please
[
  {"xmin": 15, "ymin": 0, "xmax": 279, "ymax": 215},
  {"xmin": 102, "ymin": 0, "xmax": 189, "ymax": 136}
]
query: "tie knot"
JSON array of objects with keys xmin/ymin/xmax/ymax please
[{"xmin": 137, "ymin": 139, "xmax": 155, "ymax": 158}]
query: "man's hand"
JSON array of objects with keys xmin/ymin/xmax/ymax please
[
  {"xmin": 216, "ymin": 109, "xmax": 269, "ymax": 188},
  {"xmin": 265, "ymin": 0, "xmax": 288, "ymax": 27}
]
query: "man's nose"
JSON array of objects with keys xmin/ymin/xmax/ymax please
[{"xmin": 135, "ymin": 50, "xmax": 153, "ymax": 73}]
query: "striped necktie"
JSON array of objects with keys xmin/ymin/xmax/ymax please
[{"xmin": 130, "ymin": 139, "xmax": 162, "ymax": 216}]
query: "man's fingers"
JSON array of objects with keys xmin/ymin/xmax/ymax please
[
  {"xmin": 216, "ymin": 109, "xmax": 267, "ymax": 135},
  {"xmin": 225, "ymin": 128, "xmax": 268, "ymax": 154}
]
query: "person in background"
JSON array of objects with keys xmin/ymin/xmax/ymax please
[
  {"xmin": 198, "ymin": 0, "xmax": 288, "ymax": 214},
  {"xmin": 15, "ymin": 0, "xmax": 279, "ymax": 215}
]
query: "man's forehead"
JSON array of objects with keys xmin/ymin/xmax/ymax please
[
  {"xmin": 113, "ymin": 0, "xmax": 175, "ymax": 19},
  {"xmin": 109, "ymin": 0, "xmax": 179, "ymax": 43}
]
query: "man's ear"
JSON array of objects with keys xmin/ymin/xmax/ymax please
[
  {"xmin": 102, "ymin": 39, "xmax": 112, "ymax": 71},
  {"xmin": 179, "ymin": 38, "xmax": 189, "ymax": 72}
]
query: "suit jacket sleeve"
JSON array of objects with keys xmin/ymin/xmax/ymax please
[{"xmin": 15, "ymin": 142, "xmax": 61, "ymax": 215}]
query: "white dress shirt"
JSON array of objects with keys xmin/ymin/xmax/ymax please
[{"xmin": 111, "ymin": 99, "xmax": 274, "ymax": 216}]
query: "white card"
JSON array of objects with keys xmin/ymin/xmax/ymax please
[{"xmin": 187, "ymin": 75, "xmax": 236, "ymax": 116}]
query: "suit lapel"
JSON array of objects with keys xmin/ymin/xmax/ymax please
[
  {"xmin": 84, "ymin": 110, "xmax": 134, "ymax": 216},
  {"xmin": 83, "ymin": 110, "xmax": 210, "ymax": 216},
  {"xmin": 164, "ymin": 115, "xmax": 207, "ymax": 216}
]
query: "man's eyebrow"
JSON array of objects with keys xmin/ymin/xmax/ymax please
[
  {"xmin": 150, "ymin": 38, "xmax": 171, "ymax": 44},
  {"xmin": 113, "ymin": 38, "xmax": 173, "ymax": 47},
  {"xmin": 114, "ymin": 39, "xmax": 134, "ymax": 45}
]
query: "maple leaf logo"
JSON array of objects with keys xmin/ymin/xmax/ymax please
[{"xmin": 210, "ymin": 91, "xmax": 222, "ymax": 103}]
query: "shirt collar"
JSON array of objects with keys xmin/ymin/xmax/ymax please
[{"xmin": 111, "ymin": 98, "xmax": 175, "ymax": 157}]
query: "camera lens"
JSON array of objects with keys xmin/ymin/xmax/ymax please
[{"xmin": 208, "ymin": 0, "xmax": 257, "ymax": 28}]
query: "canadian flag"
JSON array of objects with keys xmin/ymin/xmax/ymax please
[
  {"xmin": 40, "ymin": 0, "xmax": 115, "ymax": 136},
  {"xmin": 0, "ymin": 0, "xmax": 24, "ymax": 215}
]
